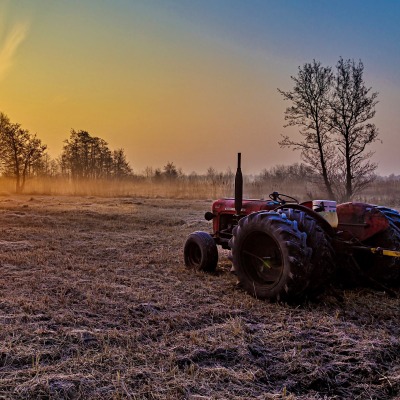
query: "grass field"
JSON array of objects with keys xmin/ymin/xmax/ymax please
[{"xmin": 0, "ymin": 195, "xmax": 399, "ymax": 399}]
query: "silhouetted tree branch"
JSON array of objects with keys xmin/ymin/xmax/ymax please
[
  {"xmin": 278, "ymin": 60, "xmax": 335, "ymax": 198},
  {"xmin": 278, "ymin": 58, "xmax": 379, "ymax": 201},
  {"xmin": 329, "ymin": 58, "xmax": 379, "ymax": 201}
]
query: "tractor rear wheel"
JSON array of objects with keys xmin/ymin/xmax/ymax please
[
  {"xmin": 184, "ymin": 231, "xmax": 218, "ymax": 272},
  {"xmin": 355, "ymin": 208, "xmax": 400, "ymax": 286},
  {"xmin": 229, "ymin": 211, "xmax": 312, "ymax": 302},
  {"xmin": 278, "ymin": 208, "xmax": 336, "ymax": 294}
]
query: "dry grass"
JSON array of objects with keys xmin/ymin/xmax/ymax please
[{"xmin": 0, "ymin": 194, "xmax": 399, "ymax": 399}]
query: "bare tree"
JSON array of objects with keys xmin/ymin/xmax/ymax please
[
  {"xmin": 163, "ymin": 162, "xmax": 179, "ymax": 180},
  {"xmin": 38, "ymin": 154, "xmax": 60, "ymax": 177},
  {"xmin": 278, "ymin": 59, "xmax": 379, "ymax": 201},
  {"xmin": 330, "ymin": 58, "xmax": 379, "ymax": 201},
  {"xmin": 0, "ymin": 112, "xmax": 47, "ymax": 193},
  {"xmin": 112, "ymin": 148, "xmax": 132, "ymax": 178},
  {"xmin": 278, "ymin": 61, "xmax": 335, "ymax": 198}
]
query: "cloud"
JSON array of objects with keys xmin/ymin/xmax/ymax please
[{"xmin": 0, "ymin": 22, "xmax": 29, "ymax": 81}]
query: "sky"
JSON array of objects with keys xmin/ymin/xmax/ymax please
[{"xmin": 0, "ymin": 0, "xmax": 399, "ymax": 175}]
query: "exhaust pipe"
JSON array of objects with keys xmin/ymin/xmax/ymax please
[{"xmin": 234, "ymin": 153, "xmax": 243, "ymax": 216}]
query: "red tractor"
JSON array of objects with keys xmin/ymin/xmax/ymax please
[{"xmin": 184, "ymin": 154, "xmax": 400, "ymax": 302}]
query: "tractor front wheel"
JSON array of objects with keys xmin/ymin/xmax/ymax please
[
  {"xmin": 229, "ymin": 211, "xmax": 312, "ymax": 302},
  {"xmin": 184, "ymin": 231, "xmax": 218, "ymax": 272}
]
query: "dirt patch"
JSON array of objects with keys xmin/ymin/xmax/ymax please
[{"xmin": 0, "ymin": 195, "xmax": 398, "ymax": 399}]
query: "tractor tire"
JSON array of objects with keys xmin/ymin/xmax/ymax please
[
  {"xmin": 355, "ymin": 207, "xmax": 400, "ymax": 286},
  {"xmin": 184, "ymin": 231, "xmax": 218, "ymax": 272},
  {"xmin": 229, "ymin": 211, "xmax": 312, "ymax": 302},
  {"xmin": 278, "ymin": 208, "xmax": 336, "ymax": 294}
]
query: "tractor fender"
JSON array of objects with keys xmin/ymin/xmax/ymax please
[
  {"xmin": 274, "ymin": 203, "xmax": 335, "ymax": 237},
  {"xmin": 336, "ymin": 202, "xmax": 389, "ymax": 242}
]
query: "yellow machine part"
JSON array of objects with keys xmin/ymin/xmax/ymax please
[{"xmin": 370, "ymin": 247, "xmax": 400, "ymax": 258}]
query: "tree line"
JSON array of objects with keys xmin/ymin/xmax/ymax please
[
  {"xmin": 0, "ymin": 113, "xmax": 188, "ymax": 192},
  {"xmin": 0, "ymin": 113, "xmax": 134, "ymax": 193}
]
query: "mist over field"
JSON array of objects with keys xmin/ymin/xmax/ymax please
[{"xmin": 1, "ymin": 172, "xmax": 400, "ymax": 210}]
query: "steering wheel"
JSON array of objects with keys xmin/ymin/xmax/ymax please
[{"xmin": 269, "ymin": 191, "xmax": 299, "ymax": 205}]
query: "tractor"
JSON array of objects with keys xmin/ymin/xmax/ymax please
[{"xmin": 183, "ymin": 154, "xmax": 400, "ymax": 302}]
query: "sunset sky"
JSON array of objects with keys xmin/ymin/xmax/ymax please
[{"xmin": 0, "ymin": 0, "xmax": 399, "ymax": 175}]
